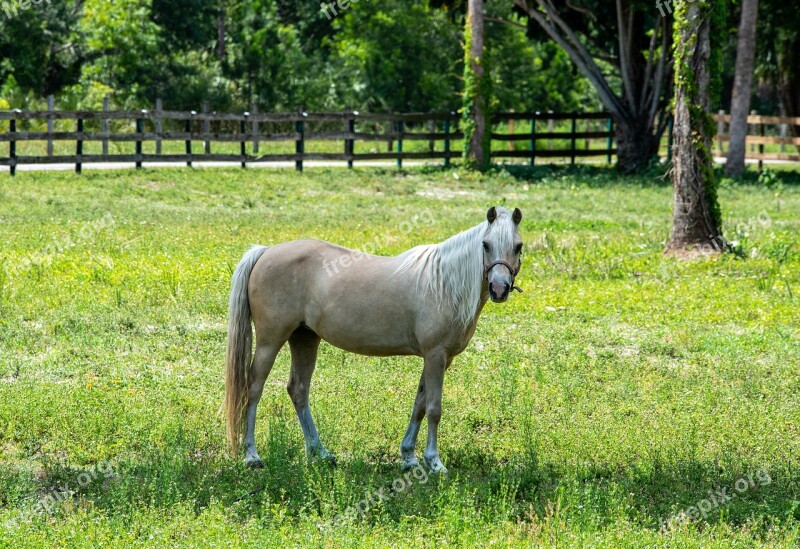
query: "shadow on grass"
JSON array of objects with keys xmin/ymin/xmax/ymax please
[
  {"xmin": 13, "ymin": 422, "xmax": 798, "ymax": 535},
  {"xmin": 417, "ymin": 161, "xmax": 800, "ymax": 189}
]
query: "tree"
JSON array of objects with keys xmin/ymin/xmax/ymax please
[
  {"xmin": 463, "ymin": 0, "xmax": 490, "ymax": 170},
  {"xmin": 329, "ymin": 1, "xmax": 462, "ymax": 112},
  {"xmin": 756, "ymin": 0, "xmax": 800, "ymax": 150},
  {"xmin": 0, "ymin": 1, "xmax": 83, "ymax": 98},
  {"xmin": 724, "ymin": 0, "xmax": 759, "ymax": 177},
  {"xmin": 486, "ymin": 4, "xmax": 599, "ymax": 113},
  {"xmin": 666, "ymin": 0, "xmax": 727, "ymax": 253},
  {"xmin": 512, "ymin": 0, "xmax": 673, "ymax": 173}
]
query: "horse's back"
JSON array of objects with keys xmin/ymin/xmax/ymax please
[{"xmin": 247, "ymin": 240, "xmax": 422, "ymax": 355}]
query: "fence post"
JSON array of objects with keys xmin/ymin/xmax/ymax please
[
  {"xmin": 749, "ymin": 110, "xmax": 757, "ymax": 156},
  {"xmin": 251, "ymin": 103, "xmax": 259, "ymax": 154},
  {"xmin": 102, "ymin": 96, "xmax": 110, "ymax": 157},
  {"xmin": 508, "ymin": 110, "xmax": 515, "ymax": 152},
  {"xmin": 396, "ymin": 119, "xmax": 404, "ymax": 170},
  {"xmin": 203, "ymin": 101, "xmax": 211, "ymax": 155},
  {"xmin": 241, "ymin": 112, "xmax": 248, "ymax": 169},
  {"xmin": 387, "ymin": 108, "xmax": 394, "ymax": 152},
  {"xmin": 584, "ymin": 118, "xmax": 591, "ymax": 151},
  {"xmin": 295, "ymin": 110, "xmax": 305, "ymax": 172},
  {"xmin": 606, "ymin": 117, "xmax": 614, "ymax": 164},
  {"xmin": 135, "ymin": 113, "xmax": 144, "ymax": 169},
  {"xmin": 345, "ymin": 107, "xmax": 354, "ymax": 169},
  {"xmin": 186, "ymin": 112, "xmax": 195, "ymax": 168},
  {"xmin": 717, "ymin": 109, "xmax": 725, "ymax": 155},
  {"xmin": 76, "ymin": 118, "xmax": 83, "ymax": 174},
  {"xmin": 429, "ymin": 116, "xmax": 436, "ymax": 154},
  {"xmin": 47, "ymin": 95, "xmax": 54, "ymax": 157},
  {"xmin": 9, "ymin": 115, "xmax": 16, "ymax": 177},
  {"xmin": 530, "ymin": 114, "xmax": 537, "ymax": 166},
  {"xmin": 547, "ymin": 117, "xmax": 554, "ymax": 151},
  {"xmin": 570, "ymin": 114, "xmax": 577, "ymax": 165},
  {"xmin": 155, "ymin": 98, "xmax": 163, "ymax": 156},
  {"xmin": 444, "ymin": 112, "xmax": 452, "ymax": 168},
  {"xmin": 780, "ymin": 117, "xmax": 787, "ymax": 154}
]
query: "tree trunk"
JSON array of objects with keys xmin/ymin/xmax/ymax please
[
  {"xmin": 667, "ymin": 1, "xmax": 724, "ymax": 253},
  {"xmin": 616, "ymin": 116, "xmax": 660, "ymax": 174},
  {"xmin": 216, "ymin": 1, "xmax": 226, "ymax": 61},
  {"xmin": 725, "ymin": 0, "xmax": 759, "ymax": 177},
  {"xmin": 463, "ymin": 0, "xmax": 489, "ymax": 170},
  {"xmin": 777, "ymin": 34, "xmax": 800, "ymax": 152},
  {"xmin": 513, "ymin": 0, "xmax": 672, "ymax": 174}
]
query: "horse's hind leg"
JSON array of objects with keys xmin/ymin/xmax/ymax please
[
  {"xmin": 288, "ymin": 327, "xmax": 334, "ymax": 463},
  {"xmin": 243, "ymin": 344, "xmax": 281, "ymax": 468},
  {"xmin": 400, "ymin": 372, "xmax": 426, "ymax": 470}
]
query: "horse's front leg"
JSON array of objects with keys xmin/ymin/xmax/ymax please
[
  {"xmin": 400, "ymin": 372, "xmax": 426, "ymax": 470},
  {"xmin": 422, "ymin": 351, "xmax": 449, "ymax": 474}
]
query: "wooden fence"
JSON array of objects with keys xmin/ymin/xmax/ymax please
[
  {"xmin": 712, "ymin": 111, "xmax": 800, "ymax": 170},
  {"xmin": 0, "ymin": 107, "xmax": 616, "ymax": 175}
]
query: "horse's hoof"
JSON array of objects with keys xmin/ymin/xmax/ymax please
[
  {"xmin": 423, "ymin": 456, "xmax": 448, "ymax": 475},
  {"xmin": 245, "ymin": 458, "xmax": 264, "ymax": 469},
  {"xmin": 401, "ymin": 456, "xmax": 420, "ymax": 471},
  {"xmin": 310, "ymin": 449, "xmax": 337, "ymax": 467}
]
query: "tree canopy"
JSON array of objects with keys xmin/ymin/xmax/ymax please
[
  {"xmin": 0, "ymin": 0, "xmax": 597, "ymax": 112},
  {"xmin": 0, "ymin": 0, "xmax": 794, "ymax": 131}
]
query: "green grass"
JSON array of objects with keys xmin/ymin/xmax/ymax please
[{"xmin": 0, "ymin": 165, "xmax": 799, "ymax": 547}]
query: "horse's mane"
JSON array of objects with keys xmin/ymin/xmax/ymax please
[{"xmin": 395, "ymin": 208, "xmax": 517, "ymax": 328}]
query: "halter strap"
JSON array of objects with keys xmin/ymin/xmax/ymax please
[{"xmin": 483, "ymin": 260, "xmax": 523, "ymax": 293}]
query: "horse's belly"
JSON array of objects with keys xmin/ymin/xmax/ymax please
[{"xmin": 309, "ymin": 310, "xmax": 418, "ymax": 357}]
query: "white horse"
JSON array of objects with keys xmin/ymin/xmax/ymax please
[{"xmin": 225, "ymin": 206, "xmax": 523, "ymax": 473}]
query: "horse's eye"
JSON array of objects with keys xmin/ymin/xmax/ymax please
[
  {"xmin": 514, "ymin": 244, "xmax": 523, "ymax": 254},
  {"xmin": 482, "ymin": 241, "xmax": 490, "ymax": 252}
]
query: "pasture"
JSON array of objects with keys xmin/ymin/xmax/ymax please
[{"xmin": 0, "ymin": 166, "xmax": 798, "ymax": 547}]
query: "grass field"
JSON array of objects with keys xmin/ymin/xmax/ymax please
[{"xmin": 1, "ymin": 165, "xmax": 799, "ymax": 547}]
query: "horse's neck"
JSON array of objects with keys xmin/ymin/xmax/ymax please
[{"xmin": 463, "ymin": 281, "xmax": 490, "ymax": 332}]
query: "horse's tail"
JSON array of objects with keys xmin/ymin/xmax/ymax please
[{"xmin": 225, "ymin": 245, "xmax": 269, "ymax": 454}]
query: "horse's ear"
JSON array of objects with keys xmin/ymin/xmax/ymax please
[
  {"xmin": 487, "ymin": 207, "xmax": 497, "ymax": 224},
  {"xmin": 512, "ymin": 208, "xmax": 522, "ymax": 225}
]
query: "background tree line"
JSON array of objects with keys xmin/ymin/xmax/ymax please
[
  {"xmin": 0, "ymin": 0, "xmax": 597, "ymax": 113},
  {"xmin": 0, "ymin": 0, "xmax": 796, "ymax": 174}
]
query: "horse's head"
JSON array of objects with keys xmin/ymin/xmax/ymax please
[{"xmin": 482, "ymin": 206, "xmax": 523, "ymax": 303}]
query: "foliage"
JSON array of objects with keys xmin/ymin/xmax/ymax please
[
  {"xmin": 0, "ymin": 0, "xmax": 596, "ymax": 114},
  {"xmin": 329, "ymin": 1, "xmax": 463, "ymax": 112},
  {"xmin": 0, "ymin": 0, "xmax": 83, "ymax": 97},
  {"xmin": 486, "ymin": 2, "xmax": 597, "ymax": 113}
]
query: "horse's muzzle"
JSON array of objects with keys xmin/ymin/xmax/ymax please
[{"xmin": 489, "ymin": 280, "xmax": 510, "ymax": 302}]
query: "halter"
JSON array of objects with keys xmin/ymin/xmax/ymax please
[{"xmin": 483, "ymin": 260, "xmax": 523, "ymax": 293}]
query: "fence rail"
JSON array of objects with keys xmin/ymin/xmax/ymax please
[
  {"xmin": 1, "ymin": 105, "xmax": 617, "ymax": 175},
  {"xmin": 712, "ymin": 112, "xmax": 800, "ymax": 169},
  {"xmin": 4, "ymin": 104, "xmax": 800, "ymax": 176}
]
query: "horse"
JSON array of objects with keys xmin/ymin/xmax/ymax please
[{"xmin": 225, "ymin": 206, "xmax": 524, "ymax": 474}]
